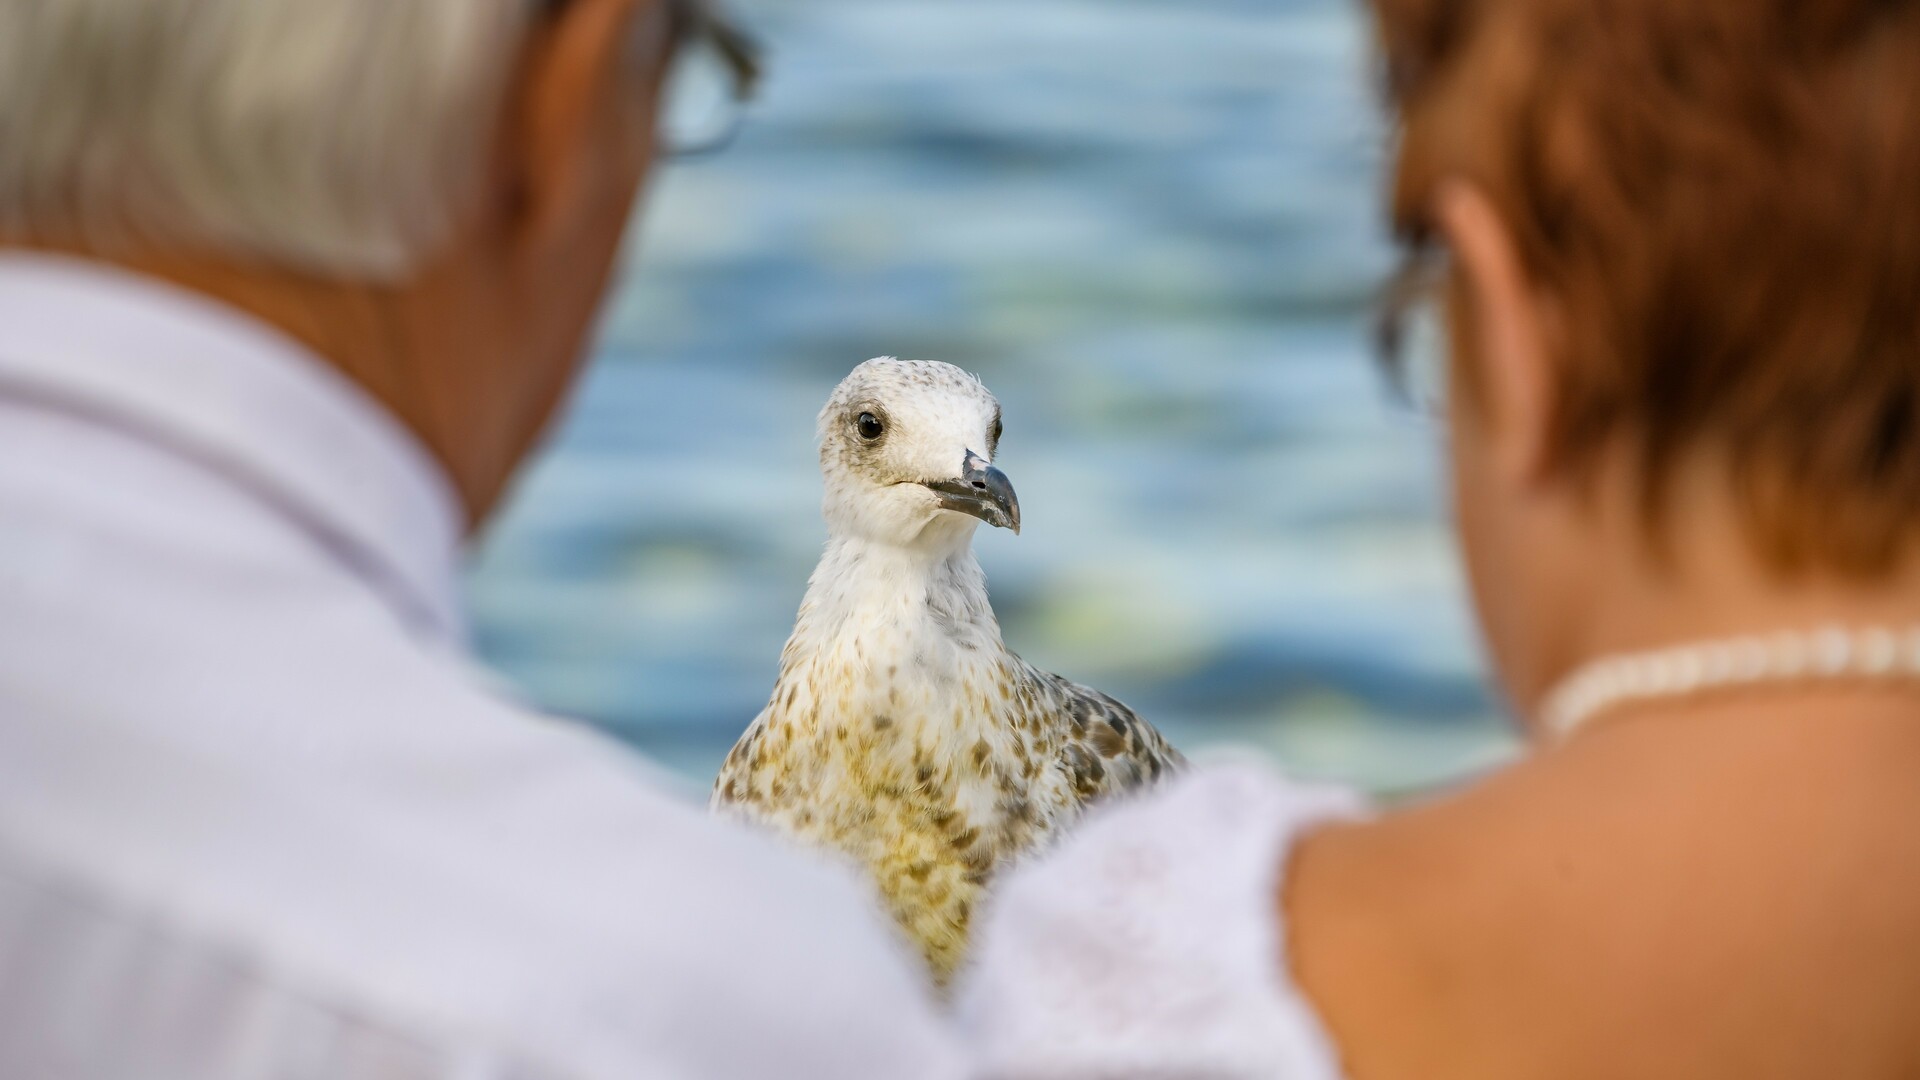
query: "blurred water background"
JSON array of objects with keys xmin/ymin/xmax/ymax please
[{"xmin": 467, "ymin": 0, "xmax": 1519, "ymax": 797}]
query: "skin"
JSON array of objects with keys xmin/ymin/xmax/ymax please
[
  {"xmin": 1286, "ymin": 183, "xmax": 1920, "ymax": 1079},
  {"xmin": 0, "ymin": 0, "xmax": 673, "ymax": 526}
]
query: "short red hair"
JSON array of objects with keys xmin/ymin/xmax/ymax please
[{"xmin": 1373, "ymin": 0, "xmax": 1920, "ymax": 574}]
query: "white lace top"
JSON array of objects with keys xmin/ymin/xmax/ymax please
[{"xmin": 955, "ymin": 762, "xmax": 1369, "ymax": 1079}]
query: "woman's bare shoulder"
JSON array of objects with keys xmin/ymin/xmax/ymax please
[{"xmin": 1286, "ymin": 704, "xmax": 1920, "ymax": 1080}]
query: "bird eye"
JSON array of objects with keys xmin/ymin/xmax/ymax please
[
  {"xmin": 989, "ymin": 415, "xmax": 1004, "ymax": 451},
  {"xmin": 857, "ymin": 412, "xmax": 885, "ymax": 440}
]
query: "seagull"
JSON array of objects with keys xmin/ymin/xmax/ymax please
[{"xmin": 713, "ymin": 357, "xmax": 1182, "ymax": 983}]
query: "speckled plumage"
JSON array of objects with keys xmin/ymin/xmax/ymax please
[{"xmin": 713, "ymin": 358, "xmax": 1182, "ymax": 983}]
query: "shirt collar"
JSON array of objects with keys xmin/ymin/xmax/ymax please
[{"xmin": 0, "ymin": 254, "xmax": 466, "ymax": 645}]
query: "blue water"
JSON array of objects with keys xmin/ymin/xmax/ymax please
[{"xmin": 467, "ymin": 0, "xmax": 1518, "ymax": 795}]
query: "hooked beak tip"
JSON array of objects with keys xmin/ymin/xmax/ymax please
[{"xmin": 925, "ymin": 455, "xmax": 1021, "ymax": 534}]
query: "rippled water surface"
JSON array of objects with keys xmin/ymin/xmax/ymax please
[{"xmin": 467, "ymin": 0, "xmax": 1518, "ymax": 795}]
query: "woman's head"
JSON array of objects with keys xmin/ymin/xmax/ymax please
[{"xmin": 1370, "ymin": 0, "xmax": 1920, "ymax": 710}]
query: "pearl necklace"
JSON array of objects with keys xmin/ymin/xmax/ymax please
[{"xmin": 1541, "ymin": 624, "xmax": 1920, "ymax": 740}]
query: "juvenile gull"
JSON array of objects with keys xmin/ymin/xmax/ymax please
[{"xmin": 713, "ymin": 358, "xmax": 1182, "ymax": 982}]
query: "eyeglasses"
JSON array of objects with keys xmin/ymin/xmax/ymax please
[
  {"xmin": 540, "ymin": 0, "xmax": 764, "ymax": 158},
  {"xmin": 660, "ymin": 0, "xmax": 764, "ymax": 157},
  {"xmin": 1374, "ymin": 244, "xmax": 1451, "ymax": 420}
]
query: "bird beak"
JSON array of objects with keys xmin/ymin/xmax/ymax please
[{"xmin": 924, "ymin": 452, "xmax": 1021, "ymax": 534}]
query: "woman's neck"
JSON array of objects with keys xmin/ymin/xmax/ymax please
[{"xmin": 1508, "ymin": 453, "xmax": 1920, "ymax": 726}]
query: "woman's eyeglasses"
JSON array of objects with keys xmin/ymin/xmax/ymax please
[
  {"xmin": 660, "ymin": 0, "xmax": 763, "ymax": 157},
  {"xmin": 1374, "ymin": 245, "xmax": 1451, "ymax": 420}
]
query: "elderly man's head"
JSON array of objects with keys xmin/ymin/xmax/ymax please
[
  {"xmin": 0, "ymin": 0, "xmax": 739, "ymax": 520},
  {"xmin": 1, "ymin": 3, "xmax": 530, "ymax": 277}
]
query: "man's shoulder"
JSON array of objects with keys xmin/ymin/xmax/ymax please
[{"xmin": 1, "ymin": 643, "xmax": 960, "ymax": 1078}]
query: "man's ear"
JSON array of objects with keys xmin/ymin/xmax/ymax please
[
  {"xmin": 506, "ymin": 0, "xmax": 668, "ymax": 249},
  {"xmin": 1435, "ymin": 181, "xmax": 1557, "ymax": 486}
]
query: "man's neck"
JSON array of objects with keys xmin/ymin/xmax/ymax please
[{"xmin": 1, "ymin": 237, "xmax": 521, "ymax": 526}]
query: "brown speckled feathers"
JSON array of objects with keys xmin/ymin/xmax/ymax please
[{"xmin": 713, "ymin": 646, "xmax": 1183, "ymax": 983}]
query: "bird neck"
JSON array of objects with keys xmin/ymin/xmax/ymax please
[{"xmin": 786, "ymin": 534, "xmax": 1000, "ymax": 663}]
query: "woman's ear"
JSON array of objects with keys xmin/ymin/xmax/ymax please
[
  {"xmin": 504, "ymin": 0, "xmax": 669, "ymax": 251},
  {"xmin": 1435, "ymin": 180, "xmax": 1557, "ymax": 486}
]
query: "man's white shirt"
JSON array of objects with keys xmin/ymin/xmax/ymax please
[{"xmin": 0, "ymin": 255, "xmax": 965, "ymax": 1079}]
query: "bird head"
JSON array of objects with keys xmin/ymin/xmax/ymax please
[{"xmin": 818, "ymin": 357, "xmax": 1020, "ymax": 551}]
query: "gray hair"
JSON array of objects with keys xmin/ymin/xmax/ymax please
[{"xmin": 0, "ymin": 0, "xmax": 533, "ymax": 278}]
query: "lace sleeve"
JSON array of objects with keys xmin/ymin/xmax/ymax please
[{"xmin": 953, "ymin": 761, "xmax": 1369, "ymax": 1080}]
